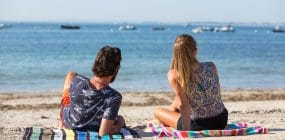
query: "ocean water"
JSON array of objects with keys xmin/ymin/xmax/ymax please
[{"xmin": 0, "ymin": 22, "xmax": 284, "ymax": 93}]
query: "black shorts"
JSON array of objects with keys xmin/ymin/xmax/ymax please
[{"xmin": 177, "ymin": 108, "xmax": 228, "ymax": 131}]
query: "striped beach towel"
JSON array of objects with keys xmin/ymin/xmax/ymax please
[
  {"xmin": 148, "ymin": 122, "xmax": 268, "ymax": 138},
  {"xmin": 22, "ymin": 127, "xmax": 140, "ymax": 140}
]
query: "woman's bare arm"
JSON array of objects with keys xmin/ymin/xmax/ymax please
[{"xmin": 167, "ymin": 70, "xmax": 191, "ymax": 130}]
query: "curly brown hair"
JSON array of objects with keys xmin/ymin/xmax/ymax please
[{"xmin": 92, "ymin": 46, "xmax": 121, "ymax": 78}]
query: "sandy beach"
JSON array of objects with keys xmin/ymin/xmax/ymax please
[{"xmin": 1, "ymin": 88, "xmax": 285, "ymax": 139}]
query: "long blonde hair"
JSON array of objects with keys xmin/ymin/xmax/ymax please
[{"xmin": 171, "ymin": 34, "xmax": 198, "ymax": 97}]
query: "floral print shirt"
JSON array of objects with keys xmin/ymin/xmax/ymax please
[
  {"xmin": 189, "ymin": 62, "xmax": 226, "ymax": 120},
  {"xmin": 62, "ymin": 75, "xmax": 122, "ymax": 130}
]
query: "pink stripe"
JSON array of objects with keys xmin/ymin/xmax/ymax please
[
  {"xmin": 162, "ymin": 127, "xmax": 172, "ymax": 137},
  {"xmin": 237, "ymin": 128, "xmax": 244, "ymax": 135},
  {"xmin": 237, "ymin": 122, "xmax": 248, "ymax": 128},
  {"xmin": 174, "ymin": 131, "xmax": 181, "ymax": 138},
  {"xmin": 222, "ymin": 130, "xmax": 231, "ymax": 136}
]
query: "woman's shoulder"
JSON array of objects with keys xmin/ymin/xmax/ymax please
[
  {"xmin": 167, "ymin": 69, "xmax": 177, "ymax": 81},
  {"xmin": 200, "ymin": 62, "xmax": 215, "ymax": 66},
  {"xmin": 200, "ymin": 62, "xmax": 218, "ymax": 75}
]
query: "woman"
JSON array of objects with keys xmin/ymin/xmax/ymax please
[
  {"xmin": 59, "ymin": 46, "xmax": 125, "ymax": 136},
  {"xmin": 154, "ymin": 34, "xmax": 228, "ymax": 131}
]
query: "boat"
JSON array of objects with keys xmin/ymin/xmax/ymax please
[
  {"xmin": 214, "ymin": 25, "xmax": 235, "ymax": 32},
  {"xmin": 272, "ymin": 25, "xmax": 285, "ymax": 33},
  {"xmin": 184, "ymin": 23, "xmax": 191, "ymax": 27},
  {"xmin": 191, "ymin": 26, "xmax": 215, "ymax": 33},
  {"xmin": 152, "ymin": 27, "xmax": 165, "ymax": 31},
  {"xmin": 201, "ymin": 26, "xmax": 214, "ymax": 32},
  {"xmin": 60, "ymin": 25, "xmax": 80, "ymax": 29},
  {"xmin": 118, "ymin": 25, "xmax": 136, "ymax": 31},
  {"xmin": 0, "ymin": 24, "xmax": 4, "ymax": 29},
  {"xmin": 192, "ymin": 27, "xmax": 203, "ymax": 33}
]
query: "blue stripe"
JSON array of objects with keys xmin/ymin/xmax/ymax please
[
  {"xmin": 77, "ymin": 130, "xmax": 87, "ymax": 140},
  {"xmin": 89, "ymin": 131, "xmax": 99, "ymax": 140}
]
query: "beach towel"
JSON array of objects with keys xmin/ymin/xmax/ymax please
[
  {"xmin": 22, "ymin": 127, "xmax": 140, "ymax": 140},
  {"xmin": 148, "ymin": 122, "xmax": 268, "ymax": 138}
]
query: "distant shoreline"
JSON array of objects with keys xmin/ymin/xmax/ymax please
[{"xmin": 1, "ymin": 21, "xmax": 284, "ymax": 26}]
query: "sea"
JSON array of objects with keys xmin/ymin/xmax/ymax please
[{"xmin": 0, "ymin": 22, "xmax": 284, "ymax": 93}]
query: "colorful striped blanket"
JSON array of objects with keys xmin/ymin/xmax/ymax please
[
  {"xmin": 22, "ymin": 127, "xmax": 140, "ymax": 140},
  {"xmin": 148, "ymin": 122, "xmax": 268, "ymax": 138}
]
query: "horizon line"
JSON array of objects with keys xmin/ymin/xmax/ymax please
[{"xmin": 1, "ymin": 20, "xmax": 284, "ymax": 25}]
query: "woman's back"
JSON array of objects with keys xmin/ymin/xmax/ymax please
[
  {"xmin": 189, "ymin": 62, "xmax": 225, "ymax": 119},
  {"xmin": 154, "ymin": 34, "xmax": 228, "ymax": 131}
]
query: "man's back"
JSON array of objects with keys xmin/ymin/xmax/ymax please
[{"xmin": 62, "ymin": 75, "xmax": 122, "ymax": 130}]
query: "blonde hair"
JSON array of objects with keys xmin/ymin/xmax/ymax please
[{"xmin": 171, "ymin": 34, "xmax": 198, "ymax": 97}]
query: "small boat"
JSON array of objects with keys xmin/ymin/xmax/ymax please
[
  {"xmin": 201, "ymin": 26, "xmax": 214, "ymax": 32},
  {"xmin": 118, "ymin": 25, "xmax": 136, "ymax": 31},
  {"xmin": 152, "ymin": 27, "xmax": 165, "ymax": 31},
  {"xmin": 272, "ymin": 25, "xmax": 285, "ymax": 33},
  {"xmin": 192, "ymin": 27, "xmax": 203, "ymax": 33},
  {"xmin": 214, "ymin": 25, "xmax": 235, "ymax": 32},
  {"xmin": 0, "ymin": 24, "xmax": 5, "ymax": 29},
  {"xmin": 60, "ymin": 25, "xmax": 80, "ymax": 29},
  {"xmin": 184, "ymin": 23, "xmax": 191, "ymax": 27},
  {"xmin": 191, "ymin": 26, "xmax": 214, "ymax": 33}
]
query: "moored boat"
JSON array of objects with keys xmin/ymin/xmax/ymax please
[
  {"xmin": 0, "ymin": 24, "xmax": 4, "ymax": 29},
  {"xmin": 272, "ymin": 25, "xmax": 285, "ymax": 33},
  {"xmin": 118, "ymin": 25, "xmax": 136, "ymax": 31},
  {"xmin": 214, "ymin": 25, "xmax": 235, "ymax": 32},
  {"xmin": 192, "ymin": 27, "xmax": 203, "ymax": 33},
  {"xmin": 60, "ymin": 25, "xmax": 80, "ymax": 29},
  {"xmin": 152, "ymin": 27, "xmax": 165, "ymax": 31}
]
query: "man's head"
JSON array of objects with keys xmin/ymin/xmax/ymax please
[{"xmin": 92, "ymin": 46, "xmax": 121, "ymax": 83}]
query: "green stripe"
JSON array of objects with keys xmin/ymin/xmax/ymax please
[
  {"xmin": 247, "ymin": 127, "xmax": 255, "ymax": 135},
  {"xmin": 101, "ymin": 135, "xmax": 111, "ymax": 140},
  {"xmin": 31, "ymin": 127, "xmax": 41, "ymax": 140},
  {"xmin": 112, "ymin": 134, "xmax": 122, "ymax": 140},
  {"xmin": 204, "ymin": 130, "xmax": 210, "ymax": 136}
]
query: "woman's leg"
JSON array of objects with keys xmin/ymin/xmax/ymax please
[
  {"xmin": 154, "ymin": 96, "xmax": 181, "ymax": 128},
  {"xmin": 154, "ymin": 108, "xmax": 180, "ymax": 128}
]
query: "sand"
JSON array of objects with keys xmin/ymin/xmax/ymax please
[{"xmin": 0, "ymin": 88, "xmax": 285, "ymax": 139}]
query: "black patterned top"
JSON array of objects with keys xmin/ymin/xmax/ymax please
[
  {"xmin": 189, "ymin": 62, "xmax": 226, "ymax": 119},
  {"xmin": 62, "ymin": 75, "xmax": 122, "ymax": 130}
]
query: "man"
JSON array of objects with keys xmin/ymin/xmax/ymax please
[{"xmin": 60, "ymin": 46, "xmax": 125, "ymax": 136}]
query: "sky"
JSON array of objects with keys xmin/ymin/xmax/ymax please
[{"xmin": 0, "ymin": 0, "xmax": 284, "ymax": 23}]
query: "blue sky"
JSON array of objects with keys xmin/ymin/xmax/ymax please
[{"xmin": 0, "ymin": 0, "xmax": 284, "ymax": 23}]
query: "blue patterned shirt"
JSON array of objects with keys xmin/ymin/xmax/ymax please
[{"xmin": 62, "ymin": 75, "xmax": 122, "ymax": 130}]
